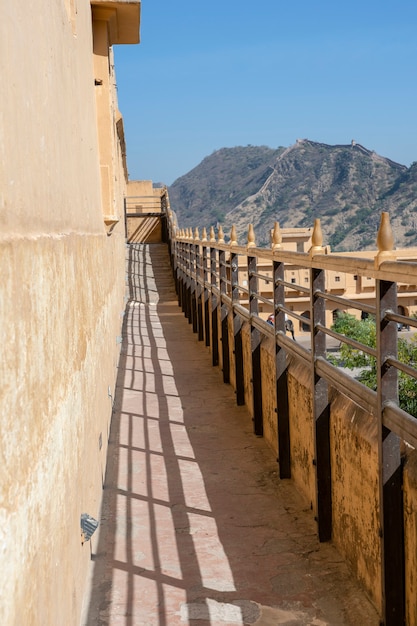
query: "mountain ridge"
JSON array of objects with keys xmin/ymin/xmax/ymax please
[{"xmin": 168, "ymin": 140, "xmax": 417, "ymax": 251}]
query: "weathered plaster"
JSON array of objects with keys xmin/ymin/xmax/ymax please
[{"xmin": 0, "ymin": 1, "xmax": 135, "ymax": 623}]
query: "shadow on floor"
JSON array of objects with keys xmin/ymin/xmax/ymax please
[{"xmin": 83, "ymin": 243, "xmax": 380, "ymax": 626}]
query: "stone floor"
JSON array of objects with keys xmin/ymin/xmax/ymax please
[{"xmin": 82, "ymin": 243, "xmax": 380, "ymax": 626}]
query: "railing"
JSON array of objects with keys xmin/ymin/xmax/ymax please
[
  {"xmin": 125, "ymin": 194, "xmax": 165, "ymax": 214},
  {"xmin": 124, "ymin": 191, "xmax": 169, "ymax": 243},
  {"xmin": 165, "ymin": 211, "xmax": 417, "ymax": 625}
]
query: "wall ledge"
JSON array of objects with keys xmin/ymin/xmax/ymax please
[{"xmin": 91, "ymin": 1, "xmax": 141, "ymax": 45}]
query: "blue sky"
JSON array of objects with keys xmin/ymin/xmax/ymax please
[{"xmin": 114, "ymin": 0, "xmax": 417, "ymax": 186}]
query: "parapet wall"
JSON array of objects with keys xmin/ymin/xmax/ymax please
[{"xmin": 215, "ymin": 311, "xmax": 417, "ymax": 620}]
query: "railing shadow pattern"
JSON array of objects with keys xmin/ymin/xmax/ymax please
[{"xmin": 84, "ymin": 243, "xmax": 379, "ymax": 625}]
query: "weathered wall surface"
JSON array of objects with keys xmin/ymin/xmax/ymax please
[
  {"xmin": 127, "ymin": 180, "xmax": 160, "ymax": 204},
  {"xmin": 260, "ymin": 336, "xmax": 278, "ymax": 450},
  {"xmin": 2, "ymin": 4, "xmax": 103, "ymax": 234},
  {"xmin": 2, "ymin": 236, "xmax": 125, "ymax": 626},
  {"xmin": 329, "ymin": 392, "xmax": 382, "ymax": 612},
  {"xmin": 287, "ymin": 359, "xmax": 316, "ymax": 510},
  {"xmin": 0, "ymin": 1, "xmax": 135, "ymax": 624},
  {"xmin": 228, "ymin": 312, "xmax": 236, "ymax": 390},
  {"xmin": 404, "ymin": 450, "xmax": 417, "ymax": 625},
  {"xmin": 242, "ymin": 322, "xmax": 254, "ymax": 418}
]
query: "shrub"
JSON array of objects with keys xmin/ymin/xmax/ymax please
[{"xmin": 330, "ymin": 312, "xmax": 417, "ymax": 416}]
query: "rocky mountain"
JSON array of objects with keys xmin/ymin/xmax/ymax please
[{"xmin": 168, "ymin": 140, "xmax": 417, "ymax": 251}]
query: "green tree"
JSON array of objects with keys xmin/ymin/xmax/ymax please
[
  {"xmin": 331, "ymin": 312, "xmax": 375, "ymax": 368},
  {"xmin": 330, "ymin": 312, "xmax": 417, "ymax": 417}
]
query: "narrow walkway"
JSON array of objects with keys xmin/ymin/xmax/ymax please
[{"xmin": 83, "ymin": 244, "xmax": 379, "ymax": 626}]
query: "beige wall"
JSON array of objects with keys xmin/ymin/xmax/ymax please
[
  {"xmin": 126, "ymin": 180, "xmax": 167, "ymax": 213},
  {"xmin": 330, "ymin": 392, "xmax": 382, "ymax": 611},
  {"xmin": 1, "ymin": 4, "xmax": 102, "ymax": 234},
  {"xmin": 127, "ymin": 216, "xmax": 163, "ymax": 242},
  {"xmin": 127, "ymin": 179, "xmax": 156, "ymax": 199},
  {"xmin": 260, "ymin": 336, "xmax": 278, "ymax": 447},
  {"xmin": 0, "ymin": 2, "xmax": 138, "ymax": 624}
]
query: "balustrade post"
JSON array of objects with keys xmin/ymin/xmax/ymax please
[
  {"xmin": 231, "ymin": 233, "xmax": 244, "ymax": 405},
  {"xmin": 195, "ymin": 231, "xmax": 204, "ymax": 342},
  {"xmin": 375, "ymin": 213, "xmax": 405, "ymax": 625},
  {"xmin": 190, "ymin": 231, "xmax": 198, "ymax": 333},
  {"xmin": 248, "ymin": 225, "xmax": 263, "ymax": 436},
  {"xmin": 273, "ymin": 257, "xmax": 291, "ymax": 478},
  {"xmin": 182, "ymin": 240, "xmax": 188, "ymax": 315},
  {"xmin": 310, "ymin": 219, "xmax": 332, "ymax": 542},
  {"xmin": 178, "ymin": 239, "xmax": 184, "ymax": 310},
  {"xmin": 202, "ymin": 229, "xmax": 210, "ymax": 347},
  {"xmin": 219, "ymin": 246, "xmax": 230, "ymax": 384},
  {"xmin": 210, "ymin": 242, "xmax": 219, "ymax": 367},
  {"xmin": 184, "ymin": 237, "xmax": 192, "ymax": 322},
  {"xmin": 172, "ymin": 230, "xmax": 179, "ymax": 297},
  {"xmin": 180, "ymin": 235, "xmax": 187, "ymax": 313}
]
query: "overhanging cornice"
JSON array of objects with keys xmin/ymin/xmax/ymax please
[{"xmin": 91, "ymin": 0, "xmax": 141, "ymax": 44}]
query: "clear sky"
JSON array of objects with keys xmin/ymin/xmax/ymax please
[{"xmin": 114, "ymin": 0, "xmax": 417, "ymax": 186}]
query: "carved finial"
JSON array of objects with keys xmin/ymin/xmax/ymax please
[
  {"xmin": 194, "ymin": 227, "xmax": 200, "ymax": 241},
  {"xmin": 201, "ymin": 227, "xmax": 208, "ymax": 242},
  {"xmin": 187, "ymin": 228, "xmax": 192, "ymax": 239},
  {"xmin": 272, "ymin": 222, "xmax": 282, "ymax": 251},
  {"xmin": 230, "ymin": 225, "xmax": 238, "ymax": 246},
  {"xmin": 210, "ymin": 226, "xmax": 216, "ymax": 242},
  {"xmin": 218, "ymin": 225, "xmax": 225, "ymax": 243},
  {"xmin": 375, "ymin": 212, "xmax": 396, "ymax": 268},
  {"xmin": 247, "ymin": 224, "xmax": 256, "ymax": 248},
  {"xmin": 309, "ymin": 218, "xmax": 325, "ymax": 257}
]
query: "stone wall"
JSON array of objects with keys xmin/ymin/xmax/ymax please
[{"xmin": 0, "ymin": 1, "xmax": 137, "ymax": 624}]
